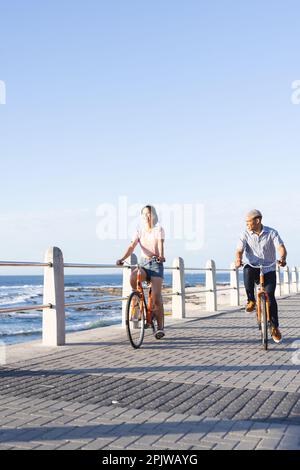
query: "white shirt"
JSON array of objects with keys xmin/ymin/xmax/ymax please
[
  {"xmin": 237, "ymin": 225, "xmax": 284, "ymax": 273},
  {"xmin": 132, "ymin": 224, "xmax": 165, "ymax": 259}
]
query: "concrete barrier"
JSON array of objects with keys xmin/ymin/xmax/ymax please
[{"xmin": 43, "ymin": 247, "xmax": 65, "ymax": 346}]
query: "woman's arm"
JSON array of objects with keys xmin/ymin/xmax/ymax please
[
  {"xmin": 116, "ymin": 240, "xmax": 138, "ymax": 265},
  {"xmin": 157, "ymin": 239, "xmax": 165, "ymax": 263}
]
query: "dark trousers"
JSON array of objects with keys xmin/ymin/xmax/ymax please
[{"xmin": 243, "ymin": 265, "xmax": 279, "ymax": 328}]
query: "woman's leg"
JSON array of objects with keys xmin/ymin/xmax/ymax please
[{"xmin": 150, "ymin": 277, "xmax": 164, "ymax": 330}]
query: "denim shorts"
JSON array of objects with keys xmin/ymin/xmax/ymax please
[{"xmin": 141, "ymin": 258, "xmax": 164, "ymax": 283}]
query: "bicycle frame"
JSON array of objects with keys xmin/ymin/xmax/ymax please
[
  {"xmin": 243, "ymin": 260, "xmax": 278, "ymax": 348},
  {"xmin": 135, "ymin": 262, "xmax": 153, "ymax": 325},
  {"xmin": 124, "ymin": 257, "xmax": 162, "ymax": 348},
  {"xmin": 256, "ymin": 267, "xmax": 271, "ymax": 325}
]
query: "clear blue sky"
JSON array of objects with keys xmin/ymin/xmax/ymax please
[{"xmin": 1, "ymin": 0, "xmax": 300, "ymax": 274}]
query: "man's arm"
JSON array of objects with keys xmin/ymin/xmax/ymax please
[
  {"xmin": 278, "ymin": 244, "xmax": 287, "ymax": 267},
  {"xmin": 235, "ymin": 232, "xmax": 246, "ymax": 268},
  {"xmin": 235, "ymin": 249, "xmax": 244, "ymax": 268}
]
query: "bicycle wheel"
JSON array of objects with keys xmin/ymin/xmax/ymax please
[
  {"xmin": 126, "ymin": 291, "xmax": 146, "ymax": 349},
  {"xmin": 260, "ymin": 294, "xmax": 268, "ymax": 350}
]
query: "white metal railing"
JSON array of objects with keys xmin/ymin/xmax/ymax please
[
  {"xmin": 0, "ymin": 303, "xmax": 53, "ymax": 314},
  {"xmin": 0, "ymin": 247, "xmax": 299, "ymax": 347}
]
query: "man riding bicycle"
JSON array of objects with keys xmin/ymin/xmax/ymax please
[
  {"xmin": 235, "ymin": 209, "xmax": 287, "ymax": 343},
  {"xmin": 116, "ymin": 205, "xmax": 166, "ymax": 340}
]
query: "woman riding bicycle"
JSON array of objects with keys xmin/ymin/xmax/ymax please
[{"xmin": 116, "ymin": 205, "xmax": 166, "ymax": 339}]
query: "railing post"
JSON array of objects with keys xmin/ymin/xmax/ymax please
[
  {"xmin": 298, "ymin": 267, "xmax": 300, "ymax": 293},
  {"xmin": 122, "ymin": 253, "xmax": 137, "ymax": 328},
  {"xmin": 283, "ymin": 266, "xmax": 290, "ymax": 295},
  {"xmin": 206, "ymin": 259, "xmax": 217, "ymax": 311},
  {"xmin": 276, "ymin": 264, "xmax": 282, "ymax": 296},
  {"xmin": 230, "ymin": 262, "xmax": 240, "ymax": 307},
  {"xmin": 43, "ymin": 247, "xmax": 65, "ymax": 346},
  {"xmin": 172, "ymin": 257, "xmax": 185, "ymax": 319},
  {"xmin": 292, "ymin": 267, "xmax": 298, "ymax": 294}
]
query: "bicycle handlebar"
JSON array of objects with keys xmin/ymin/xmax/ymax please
[
  {"xmin": 119, "ymin": 256, "xmax": 162, "ymax": 268},
  {"xmin": 139, "ymin": 256, "xmax": 162, "ymax": 268},
  {"xmin": 241, "ymin": 260, "xmax": 278, "ymax": 269}
]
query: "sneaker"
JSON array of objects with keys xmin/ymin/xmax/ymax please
[
  {"xmin": 155, "ymin": 330, "xmax": 165, "ymax": 340},
  {"xmin": 245, "ymin": 300, "xmax": 256, "ymax": 312},
  {"xmin": 271, "ymin": 327, "xmax": 282, "ymax": 344}
]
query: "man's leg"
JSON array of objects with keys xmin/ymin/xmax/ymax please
[
  {"xmin": 264, "ymin": 271, "xmax": 278, "ymax": 328},
  {"xmin": 243, "ymin": 265, "xmax": 259, "ymax": 302}
]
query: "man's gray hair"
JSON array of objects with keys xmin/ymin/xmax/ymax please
[{"xmin": 247, "ymin": 209, "xmax": 262, "ymax": 219}]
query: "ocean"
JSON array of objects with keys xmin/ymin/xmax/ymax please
[{"xmin": 0, "ymin": 273, "xmax": 235, "ymax": 345}]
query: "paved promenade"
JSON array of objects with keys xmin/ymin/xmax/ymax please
[{"xmin": 1, "ymin": 294, "xmax": 300, "ymax": 450}]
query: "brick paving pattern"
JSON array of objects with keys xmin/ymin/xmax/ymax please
[{"xmin": 0, "ymin": 295, "xmax": 300, "ymax": 450}]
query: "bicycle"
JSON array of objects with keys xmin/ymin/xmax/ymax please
[
  {"xmin": 241, "ymin": 260, "xmax": 277, "ymax": 350},
  {"xmin": 123, "ymin": 257, "xmax": 163, "ymax": 349}
]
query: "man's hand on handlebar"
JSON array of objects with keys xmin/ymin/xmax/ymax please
[
  {"xmin": 116, "ymin": 259, "xmax": 124, "ymax": 266},
  {"xmin": 278, "ymin": 258, "xmax": 286, "ymax": 267},
  {"xmin": 235, "ymin": 259, "xmax": 286, "ymax": 269},
  {"xmin": 156, "ymin": 256, "xmax": 166, "ymax": 263}
]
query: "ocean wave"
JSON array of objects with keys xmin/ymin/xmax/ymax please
[
  {"xmin": 94, "ymin": 284, "xmax": 122, "ymax": 289},
  {"xmin": 0, "ymin": 285, "xmax": 43, "ymax": 289},
  {"xmin": 65, "ymin": 304, "xmax": 122, "ymax": 314},
  {"xmin": 65, "ymin": 318, "xmax": 121, "ymax": 332},
  {"xmin": 63, "ymin": 304, "xmax": 119, "ymax": 317},
  {"xmin": 65, "ymin": 287, "xmax": 84, "ymax": 292},
  {"xmin": 0, "ymin": 316, "xmax": 121, "ymax": 338},
  {"xmin": 0, "ymin": 293, "xmax": 43, "ymax": 306},
  {"xmin": 0, "ymin": 312, "xmax": 42, "ymax": 319},
  {"xmin": 0, "ymin": 276, "xmax": 125, "ymax": 343},
  {"xmin": 0, "ymin": 327, "xmax": 42, "ymax": 337},
  {"xmin": 0, "ymin": 311, "xmax": 44, "ymax": 320},
  {"xmin": 0, "ymin": 285, "xmax": 43, "ymax": 304},
  {"xmin": 65, "ymin": 285, "xmax": 122, "ymax": 292}
]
